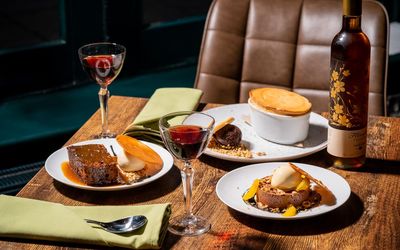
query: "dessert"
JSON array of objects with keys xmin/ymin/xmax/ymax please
[
  {"xmin": 117, "ymin": 150, "xmax": 146, "ymax": 172},
  {"xmin": 116, "ymin": 135, "xmax": 163, "ymax": 182},
  {"xmin": 213, "ymin": 124, "xmax": 242, "ymax": 148},
  {"xmin": 208, "ymin": 117, "xmax": 266, "ymax": 158},
  {"xmin": 256, "ymin": 176, "xmax": 311, "ymax": 209},
  {"xmin": 64, "ymin": 136, "xmax": 164, "ymax": 186},
  {"xmin": 243, "ymin": 163, "xmax": 332, "ymax": 216},
  {"xmin": 249, "ymin": 88, "xmax": 312, "ymax": 116},
  {"xmin": 270, "ymin": 163, "xmax": 303, "ymax": 191},
  {"xmin": 248, "ymin": 88, "xmax": 312, "ymax": 144},
  {"xmin": 211, "ymin": 117, "xmax": 242, "ymax": 148},
  {"xmin": 67, "ymin": 144, "xmax": 121, "ymax": 185}
]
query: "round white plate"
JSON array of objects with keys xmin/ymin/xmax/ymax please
[
  {"xmin": 45, "ymin": 138, "xmax": 174, "ymax": 191},
  {"xmin": 216, "ymin": 162, "xmax": 351, "ymax": 220},
  {"xmin": 203, "ymin": 104, "xmax": 328, "ymax": 162}
]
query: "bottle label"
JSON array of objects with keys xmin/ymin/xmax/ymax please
[
  {"xmin": 327, "ymin": 126, "xmax": 367, "ymax": 158},
  {"xmin": 329, "ymin": 58, "xmax": 369, "ymax": 129}
]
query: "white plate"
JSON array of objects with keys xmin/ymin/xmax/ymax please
[
  {"xmin": 216, "ymin": 162, "xmax": 351, "ymax": 220},
  {"xmin": 203, "ymin": 104, "xmax": 328, "ymax": 162},
  {"xmin": 45, "ymin": 138, "xmax": 174, "ymax": 191}
]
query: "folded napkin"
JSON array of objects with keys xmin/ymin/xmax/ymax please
[
  {"xmin": 0, "ymin": 195, "xmax": 171, "ymax": 249},
  {"xmin": 123, "ymin": 88, "xmax": 203, "ymax": 144}
]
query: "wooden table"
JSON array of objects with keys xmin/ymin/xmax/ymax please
[{"xmin": 1, "ymin": 96, "xmax": 400, "ymax": 249}]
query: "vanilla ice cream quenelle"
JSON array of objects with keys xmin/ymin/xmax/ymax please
[
  {"xmin": 270, "ymin": 163, "xmax": 303, "ymax": 191},
  {"xmin": 117, "ymin": 150, "xmax": 145, "ymax": 172}
]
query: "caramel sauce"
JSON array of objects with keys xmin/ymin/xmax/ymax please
[
  {"xmin": 61, "ymin": 161, "xmax": 86, "ymax": 186},
  {"xmin": 314, "ymin": 186, "xmax": 336, "ymax": 206},
  {"xmin": 61, "ymin": 161, "xmax": 123, "ymax": 187}
]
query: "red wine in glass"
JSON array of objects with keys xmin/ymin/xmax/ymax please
[
  {"xmin": 78, "ymin": 42, "xmax": 126, "ymax": 138},
  {"xmin": 159, "ymin": 111, "xmax": 214, "ymax": 236},
  {"xmin": 167, "ymin": 125, "xmax": 209, "ymax": 160},
  {"xmin": 82, "ymin": 55, "xmax": 123, "ymax": 87}
]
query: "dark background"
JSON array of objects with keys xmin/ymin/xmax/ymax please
[
  {"xmin": 0, "ymin": 0, "xmax": 398, "ymax": 108},
  {"xmin": 0, "ymin": 0, "xmax": 213, "ymax": 194},
  {"xmin": 0, "ymin": 0, "xmax": 213, "ymax": 99}
]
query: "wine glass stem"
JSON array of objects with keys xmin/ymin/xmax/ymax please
[
  {"xmin": 98, "ymin": 87, "xmax": 110, "ymax": 136},
  {"xmin": 181, "ymin": 161, "xmax": 194, "ymax": 217}
]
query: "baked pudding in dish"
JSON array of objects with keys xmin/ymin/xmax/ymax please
[
  {"xmin": 249, "ymin": 88, "xmax": 311, "ymax": 116},
  {"xmin": 248, "ymin": 88, "xmax": 312, "ymax": 144}
]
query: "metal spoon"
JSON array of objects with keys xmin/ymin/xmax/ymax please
[{"xmin": 85, "ymin": 215, "xmax": 147, "ymax": 234}]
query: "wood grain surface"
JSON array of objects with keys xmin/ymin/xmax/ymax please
[{"xmin": 1, "ymin": 96, "xmax": 399, "ymax": 250}]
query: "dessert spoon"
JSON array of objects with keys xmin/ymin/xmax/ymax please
[{"xmin": 85, "ymin": 215, "xmax": 147, "ymax": 234}]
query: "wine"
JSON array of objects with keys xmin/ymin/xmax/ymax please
[
  {"xmin": 82, "ymin": 55, "xmax": 123, "ymax": 87},
  {"xmin": 159, "ymin": 111, "xmax": 214, "ymax": 236},
  {"xmin": 78, "ymin": 42, "xmax": 126, "ymax": 138},
  {"xmin": 327, "ymin": 0, "xmax": 370, "ymax": 169},
  {"xmin": 166, "ymin": 125, "xmax": 209, "ymax": 160}
]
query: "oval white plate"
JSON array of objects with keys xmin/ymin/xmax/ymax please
[
  {"xmin": 45, "ymin": 138, "xmax": 174, "ymax": 191},
  {"xmin": 203, "ymin": 104, "xmax": 328, "ymax": 162},
  {"xmin": 216, "ymin": 162, "xmax": 351, "ymax": 220}
]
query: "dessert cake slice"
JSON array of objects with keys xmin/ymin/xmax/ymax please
[
  {"xmin": 256, "ymin": 176, "xmax": 310, "ymax": 209},
  {"xmin": 67, "ymin": 144, "xmax": 120, "ymax": 185}
]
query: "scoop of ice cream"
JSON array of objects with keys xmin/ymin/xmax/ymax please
[
  {"xmin": 213, "ymin": 124, "xmax": 242, "ymax": 147},
  {"xmin": 117, "ymin": 150, "xmax": 145, "ymax": 172},
  {"xmin": 271, "ymin": 163, "xmax": 302, "ymax": 191}
]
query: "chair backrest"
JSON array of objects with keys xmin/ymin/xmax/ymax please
[{"xmin": 194, "ymin": 0, "xmax": 389, "ymax": 115}]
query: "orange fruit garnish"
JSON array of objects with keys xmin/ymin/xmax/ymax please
[
  {"xmin": 283, "ymin": 204, "xmax": 297, "ymax": 217},
  {"xmin": 295, "ymin": 178, "xmax": 310, "ymax": 191},
  {"xmin": 243, "ymin": 179, "xmax": 260, "ymax": 201},
  {"xmin": 116, "ymin": 135, "xmax": 163, "ymax": 165}
]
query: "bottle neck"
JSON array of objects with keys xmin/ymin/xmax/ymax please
[{"xmin": 342, "ymin": 15, "xmax": 361, "ymax": 31}]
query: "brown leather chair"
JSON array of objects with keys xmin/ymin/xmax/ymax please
[{"xmin": 194, "ymin": 0, "xmax": 389, "ymax": 115}]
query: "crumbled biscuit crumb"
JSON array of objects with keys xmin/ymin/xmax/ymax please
[
  {"xmin": 208, "ymin": 139, "xmax": 266, "ymax": 158},
  {"xmin": 117, "ymin": 165, "xmax": 143, "ymax": 184},
  {"xmin": 255, "ymin": 152, "xmax": 267, "ymax": 156}
]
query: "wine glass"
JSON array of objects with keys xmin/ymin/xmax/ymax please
[
  {"xmin": 159, "ymin": 111, "xmax": 215, "ymax": 236},
  {"xmin": 78, "ymin": 42, "xmax": 126, "ymax": 138}
]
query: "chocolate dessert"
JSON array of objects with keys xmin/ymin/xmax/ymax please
[
  {"xmin": 243, "ymin": 163, "xmax": 325, "ymax": 216},
  {"xmin": 67, "ymin": 144, "xmax": 120, "ymax": 185},
  {"xmin": 213, "ymin": 124, "xmax": 242, "ymax": 147},
  {"xmin": 256, "ymin": 176, "xmax": 311, "ymax": 209},
  {"xmin": 208, "ymin": 116, "xmax": 265, "ymax": 158}
]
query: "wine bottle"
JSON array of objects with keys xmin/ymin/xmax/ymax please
[{"xmin": 327, "ymin": 0, "xmax": 370, "ymax": 169}]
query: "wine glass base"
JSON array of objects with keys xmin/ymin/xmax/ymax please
[
  {"xmin": 93, "ymin": 132, "xmax": 116, "ymax": 139},
  {"xmin": 168, "ymin": 214, "xmax": 211, "ymax": 236}
]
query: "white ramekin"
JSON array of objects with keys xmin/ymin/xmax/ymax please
[{"xmin": 248, "ymin": 98, "xmax": 310, "ymax": 144}]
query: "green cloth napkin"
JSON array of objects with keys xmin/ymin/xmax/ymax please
[
  {"xmin": 123, "ymin": 88, "xmax": 203, "ymax": 144},
  {"xmin": 0, "ymin": 195, "xmax": 171, "ymax": 249}
]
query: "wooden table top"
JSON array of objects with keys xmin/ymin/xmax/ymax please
[{"xmin": 1, "ymin": 95, "xmax": 400, "ymax": 249}]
